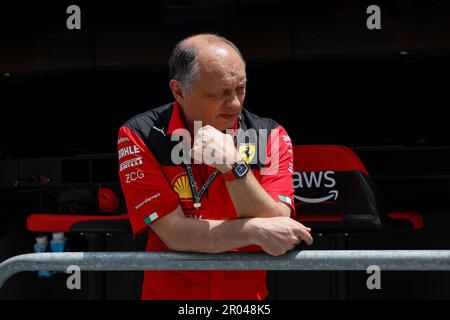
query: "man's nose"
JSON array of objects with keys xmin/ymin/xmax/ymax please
[{"xmin": 226, "ymin": 93, "xmax": 242, "ymax": 110}]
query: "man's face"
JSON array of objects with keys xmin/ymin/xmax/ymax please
[{"xmin": 179, "ymin": 46, "xmax": 247, "ymax": 133}]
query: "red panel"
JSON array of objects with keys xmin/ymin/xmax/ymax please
[
  {"xmin": 388, "ymin": 211, "xmax": 424, "ymax": 230},
  {"xmin": 293, "ymin": 145, "xmax": 369, "ymax": 176},
  {"xmin": 27, "ymin": 214, "xmax": 129, "ymax": 233}
]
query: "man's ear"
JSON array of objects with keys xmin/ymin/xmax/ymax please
[{"xmin": 169, "ymin": 80, "xmax": 185, "ymax": 105}]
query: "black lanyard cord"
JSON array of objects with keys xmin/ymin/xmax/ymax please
[{"xmin": 185, "ymin": 165, "xmax": 219, "ymax": 209}]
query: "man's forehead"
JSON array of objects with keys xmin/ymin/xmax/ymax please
[
  {"xmin": 198, "ymin": 43, "xmax": 244, "ymax": 66},
  {"xmin": 202, "ymin": 67, "xmax": 246, "ymax": 87},
  {"xmin": 199, "ymin": 52, "xmax": 245, "ymax": 81},
  {"xmin": 223, "ymin": 73, "xmax": 247, "ymax": 83}
]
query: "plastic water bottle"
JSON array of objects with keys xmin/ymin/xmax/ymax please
[
  {"xmin": 50, "ymin": 233, "xmax": 68, "ymax": 275},
  {"xmin": 50, "ymin": 232, "xmax": 67, "ymax": 253},
  {"xmin": 33, "ymin": 235, "xmax": 52, "ymax": 279}
]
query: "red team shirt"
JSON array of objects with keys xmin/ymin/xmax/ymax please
[{"xmin": 118, "ymin": 102, "xmax": 295, "ymax": 299}]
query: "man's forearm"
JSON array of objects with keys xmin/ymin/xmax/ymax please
[
  {"xmin": 151, "ymin": 209, "xmax": 258, "ymax": 253},
  {"xmin": 224, "ymin": 170, "xmax": 290, "ymax": 218},
  {"xmin": 150, "ymin": 206, "xmax": 313, "ymax": 256}
]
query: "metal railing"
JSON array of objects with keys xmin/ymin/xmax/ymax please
[{"xmin": 2, "ymin": 250, "xmax": 450, "ymax": 288}]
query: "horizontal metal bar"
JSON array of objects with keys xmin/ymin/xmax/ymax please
[{"xmin": 2, "ymin": 250, "xmax": 450, "ymax": 288}]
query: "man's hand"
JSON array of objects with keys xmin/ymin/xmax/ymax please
[
  {"xmin": 149, "ymin": 206, "xmax": 312, "ymax": 256},
  {"xmin": 248, "ymin": 217, "xmax": 313, "ymax": 256},
  {"xmin": 191, "ymin": 125, "xmax": 241, "ymax": 173}
]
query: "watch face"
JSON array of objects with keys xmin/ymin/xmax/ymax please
[{"xmin": 234, "ymin": 162, "xmax": 248, "ymax": 177}]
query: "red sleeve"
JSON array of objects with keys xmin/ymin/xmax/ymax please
[
  {"xmin": 258, "ymin": 125, "xmax": 296, "ymax": 218},
  {"xmin": 118, "ymin": 126, "xmax": 179, "ymax": 236}
]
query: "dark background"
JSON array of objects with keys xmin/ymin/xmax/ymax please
[
  {"xmin": 1, "ymin": 1, "xmax": 450, "ymax": 158},
  {"xmin": 1, "ymin": 0, "xmax": 450, "ymax": 300}
]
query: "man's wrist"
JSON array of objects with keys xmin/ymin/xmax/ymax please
[
  {"xmin": 218, "ymin": 151, "xmax": 243, "ymax": 174},
  {"xmin": 221, "ymin": 159, "xmax": 250, "ymax": 182},
  {"xmin": 218, "ymin": 163, "xmax": 234, "ymax": 174},
  {"xmin": 245, "ymin": 218, "xmax": 261, "ymax": 246}
]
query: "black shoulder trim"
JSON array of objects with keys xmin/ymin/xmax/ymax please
[
  {"xmin": 240, "ymin": 108, "xmax": 280, "ymax": 132},
  {"xmin": 122, "ymin": 102, "xmax": 175, "ymax": 164},
  {"xmin": 123, "ymin": 102, "xmax": 174, "ymax": 141}
]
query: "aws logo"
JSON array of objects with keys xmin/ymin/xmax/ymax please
[
  {"xmin": 293, "ymin": 171, "xmax": 339, "ymax": 203},
  {"xmin": 171, "ymin": 174, "xmax": 193, "ymax": 200}
]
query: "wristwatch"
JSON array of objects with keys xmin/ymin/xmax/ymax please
[{"xmin": 222, "ymin": 160, "xmax": 250, "ymax": 182}]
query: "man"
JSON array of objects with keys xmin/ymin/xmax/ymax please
[{"xmin": 118, "ymin": 33, "xmax": 313, "ymax": 300}]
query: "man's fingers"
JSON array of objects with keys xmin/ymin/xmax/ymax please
[
  {"xmin": 302, "ymin": 231, "xmax": 314, "ymax": 245},
  {"xmin": 190, "ymin": 145, "xmax": 201, "ymax": 157},
  {"xmin": 190, "ymin": 145, "xmax": 203, "ymax": 163},
  {"xmin": 294, "ymin": 227, "xmax": 313, "ymax": 245}
]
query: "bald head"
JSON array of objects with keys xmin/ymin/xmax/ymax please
[
  {"xmin": 168, "ymin": 34, "xmax": 247, "ymax": 133},
  {"xmin": 182, "ymin": 34, "xmax": 244, "ymax": 61},
  {"xmin": 169, "ymin": 33, "xmax": 245, "ymax": 91}
]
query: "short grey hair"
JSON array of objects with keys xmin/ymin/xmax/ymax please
[{"xmin": 169, "ymin": 33, "xmax": 245, "ymax": 91}]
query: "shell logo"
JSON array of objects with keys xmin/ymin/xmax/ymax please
[{"xmin": 173, "ymin": 175, "xmax": 193, "ymax": 199}]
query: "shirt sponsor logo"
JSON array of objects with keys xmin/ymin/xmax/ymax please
[
  {"xmin": 120, "ymin": 156, "xmax": 143, "ymax": 172},
  {"xmin": 172, "ymin": 174, "xmax": 193, "ymax": 200},
  {"xmin": 117, "ymin": 137, "xmax": 130, "ymax": 145},
  {"xmin": 238, "ymin": 143, "xmax": 256, "ymax": 164},
  {"xmin": 282, "ymin": 134, "xmax": 292, "ymax": 146},
  {"xmin": 152, "ymin": 125, "xmax": 166, "ymax": 136},
  {"xmin": 125, "ymin": 170, "xmax": 144, "ymax": 183},
  {"xmin": 118, "ymin": 145, "xmax": 140, "ymax": 160},
  {"xmin": 135, "ymin": 193, "xmax": 161, "ymax": 210},
  {"xmin": 288, "ymin": 161, "xmax": 294, "ymax": 174}
]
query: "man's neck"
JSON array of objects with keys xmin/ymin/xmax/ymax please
[{"xmin": 177, "ymin": 105, "xmax": 194, "ymax": 137}]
